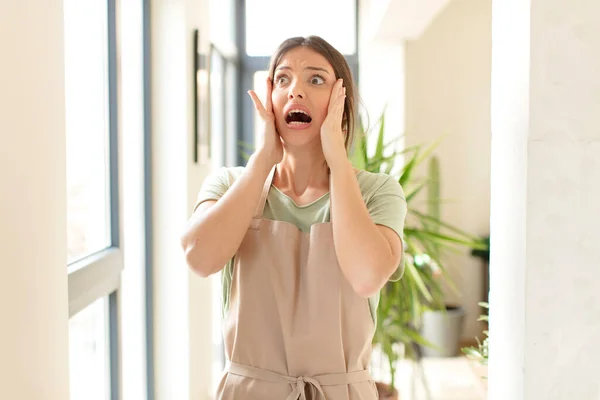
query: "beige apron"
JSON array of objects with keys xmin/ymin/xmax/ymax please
[{"xmin": 216, "ymin": 167, "xmax": 379, "ymax": 400}]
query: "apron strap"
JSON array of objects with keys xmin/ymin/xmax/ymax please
[
  {"xmin": 253, "ymin": 165, "xmax": 277, "ymax": 219},
  {"xmin": 252, "ymin": 166, "xmax": 337, "ymax": 223},
  {"xmin": 328, "ymin": 194, "xmax": 333, "ymax": 224},
  {"xmin": 327, "ymin": 171, "xmax": 333, "ymax": 224}
]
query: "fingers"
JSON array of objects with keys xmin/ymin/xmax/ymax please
[
  {"xmin": 335, "ymin": 93, "xmax": 346, "ymax": 119},
  {"xmin": 265, "ymin": 77, "xmax": 273, "ymax": 114},
  {"xmin": 333, "ymin": 82, "xmax": 346, "ymax": 117},
  {"xmin": 248, "ymin": 78, "xmax": 275, "ymax": 119},
  {"xmin": 328, "ymin": 78, "xmax": 346, "ymax": 113},
  {"xmin": 247, "ymin": 90, "xmax": 267, "ymax": 117}
]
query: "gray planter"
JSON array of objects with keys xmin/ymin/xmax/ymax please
[{"xmin": 419, "ymin": 305, "xmax": 465, "ymax": 357}]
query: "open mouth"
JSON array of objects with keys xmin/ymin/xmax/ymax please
[{"xmin": 285, "ymin": 109, "xmax": 313, "ymax": 125}]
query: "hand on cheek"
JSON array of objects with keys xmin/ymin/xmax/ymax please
[
  {"xmin": 247, "ymin": 77, "xmax": 284, "ymax": 167},
  {"xmin": 320, "ymin": 79, "xmax": 347, "ymax": 170}
]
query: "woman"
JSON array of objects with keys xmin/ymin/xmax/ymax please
[{"xmin": 181, "ymin": 36, "xmax": 407, "ymax": 400}]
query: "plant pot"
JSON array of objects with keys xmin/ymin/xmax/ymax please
[
  {"xmin": 419, "ymin": 305, "xmax": 465, "ymax": 357},
  {"xmin": 375, "ymin": 381, "xmax": 399, "ymax": 400}
]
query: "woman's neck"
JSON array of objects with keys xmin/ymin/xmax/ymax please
[{"xmin": 274, "ymin": 145, "xmax": 329, "ymax": 197}]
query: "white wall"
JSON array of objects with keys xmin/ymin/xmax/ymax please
[
  {"xmin": 150, "ymin": 0, "xmax": 214, "ymax": 398},
  {"xmin": 404, "ymin": 0, "xmax": 492, "ymax": 340},
  {"xmin": 0, "ymin": 1, "xmax": 70, "ymax": 398},
  {"xmin": 490, "ymin": 0, "xmax": 600, "ymax": 398}
]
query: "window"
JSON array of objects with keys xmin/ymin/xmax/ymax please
[
  {"xmin": 251, "ymin": 70, "xmax": 269, "ymax": 146},
  {"xmin": 209, "ymin": 0, "xmax": 240, "ymax": 392},
  {"xmin": 64, "ymin": 0, "xmax": 111, "ymax": 267},
  {"xmin": 64, "ymin": 0, "xmax": 122, "ymax": 398},
  {"xmin": 225, "ymin": 62, "xmax": 239, "ymax": 166},
  {"xmin": 69, "ymin": 297, "xmax": 111, "ymax": 400},
  {"xmin": 210, "ymin": 48, "xmax": 226, "ymax": 167},
  {"xmin": 244, "ymin": 0, "xmax": 357, "ymax": 56},
  {"xmin": 210, "ymin": 45, "xmax": 240, "ymax": 168}
]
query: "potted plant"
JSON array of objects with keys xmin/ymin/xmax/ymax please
[
  {"xmin": 462, "ymin": 302, "xmax": 489, "ymax": 390},
  {"xmin": 350, "ymin": 113, "xmax": 487, "ymax": 397},
  {"xmin": 471, "ymin": 235, "xmax": 490, "ymax": 304},
  {"xmin": 417, "ymin": 156, "xmax": 467, "ymax": 358}
]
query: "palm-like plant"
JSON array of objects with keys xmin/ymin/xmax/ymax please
[
  {"xmin": 462, "ymin": 302, "xmax": 489, "ymax": 367},
  {"xmin": 350, "ymin": 113, "xmax": 487, "ymax": 390}
]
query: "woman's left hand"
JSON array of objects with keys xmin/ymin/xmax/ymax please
[{"xmin": 320, "ymin": 78, "xmax": 348, "ymax": 170}]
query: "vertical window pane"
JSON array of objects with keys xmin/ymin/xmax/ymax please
[
  {"xmin": 210, "ymin": 0, "xmax": 235, "ymax": 50},
  {"xmin": 64, "ymin": 0, "xmax": 111, "ymax": 265},
  {"xmin": 245, "ymin": 0, "xmax": 356, "ymax": 56},
  {"xmin": 225, "ymin": 62, "xmax": 238, "ymax": 166},
  {"xmin": 210, "ymin": 51, "xmax": 225, "ymax": 168},
  {"xmin": 69, "ymin": 297, "xmax": 110, "ymax": 400}
]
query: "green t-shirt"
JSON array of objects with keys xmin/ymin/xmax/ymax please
[{"xmin": 195, "ymin": 166, "xmax": 408, "ymax": 323}]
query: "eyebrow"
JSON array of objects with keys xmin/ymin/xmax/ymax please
[{"xmin": 275, "ymin": 65, "xmax": 331, "ymax": 75}]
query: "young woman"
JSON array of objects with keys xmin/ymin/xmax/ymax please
[{"xmin": 181, "ymin": 36, "xmax": 407, "ymax": 400}]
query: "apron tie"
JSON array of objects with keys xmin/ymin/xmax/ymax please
[
  {"xmin": 286, "ymin": 375, "xmax": 326, "ymax": 400},
  {"xmin": 226, "ymin": 361, "xmax": 371, "ymax": 400}
]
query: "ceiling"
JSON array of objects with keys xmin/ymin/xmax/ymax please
[{"xmin": 363, "ymin": 0, "xmax": 452, "ymax": 41}]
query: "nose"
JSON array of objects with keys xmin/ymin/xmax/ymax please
[{"xmin": 288, "ymin": 80, "xmax": 305, "ymax": 99}]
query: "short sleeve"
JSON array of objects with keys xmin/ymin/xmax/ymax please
[
  {"xmin": 192, "ymin": 167, "xmax": 232, "ymax": 213},
  {"xmin": 366, "ymin": 176, "xmax": 408, "ymax": 282}
]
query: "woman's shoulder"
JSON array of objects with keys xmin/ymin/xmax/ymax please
[
  {"xmin": 355, "ymin": 170, "xmax": 405, "ymax": 200},
  {"xmin": 205, "ymin": 166, "xmax": 246, "ymax": 187}
]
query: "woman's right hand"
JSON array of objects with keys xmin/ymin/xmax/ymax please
[{"xmin": 247, "ymin": 77, "xmax": 283, "ymax": 167}]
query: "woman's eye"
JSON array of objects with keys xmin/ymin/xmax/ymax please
[
  {"xmin": 310, "ymin": 75, "xmax": 325, "ymax": 85},
  {"xmin": 275, "ymin": 76, "xmax": 289, "ymax": 85}
]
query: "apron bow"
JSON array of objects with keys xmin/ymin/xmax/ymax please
[
  {"xmin": 226, "ymin": 361, "xmax": 370, "ymax": 400},
  {"xmin": 286, "ymin": 375, "xmax": 327, "ymax": 400}
]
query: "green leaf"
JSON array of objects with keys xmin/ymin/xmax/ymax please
[
  {"xmin": 403, "ymin": 329, "xmax": 440, "ymax": 350},
  {"xmin": 240, "ymin": 150, "xmax": 252, "ymax": 161},
  {"xmin": 383, "ymin": 135, "xmax": 405, "ymax": 152},
  {"xmin": 410, "ymin": 210, "xmax": 484, "ymax": 242},
  {"xmin": 405, "ymin": 181, "xmax": 428, "ymax": 203},
  {"xmin": 350, "ymin": 140, "xmax": 366, "ymax": 170},
  {"xmin": 367, "ymin": 152, "xmax": 401, "ymax": 173},
  {"xmin": 462, "ymin": 347, "xmax": 483, "ymax": 360},
  {"xmin": 237, "ymin": 140, "xmax": 255, "ymax": 150},
  {"xmin": 399, "ymin": 150, "xmax": 419, "ymax": 187},
  {"xmin": 397, "ymin": 142, "xmax": 421, "ymax": 155},
  {"xmin": 375, "ymin": 112, "xmax": 386, "ymax": 162},
  {"xmin": 384, "ymin": 324, "xmax": 403, "ymax": 341},
  {"xmin": 405, "ymin": 228, "xmax": 486, "ymax": 249},
  {"xmin": 414, "ymin": 135, "xmax": 445, "ymax": 166},
  {"xmin": 384, "ymin": 160, "xmax": 396, "ymax": 175}
]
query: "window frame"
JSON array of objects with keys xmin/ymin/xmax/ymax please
[
  {"xmin": 66, "ymin": 0, "xmax": 122, "ymax": 398},
  {"xmin": 142, "ymin": 0, "xmax": 156, "ymax": 397},
  {"xmin": 210, "ymin": 43, "xmax": 241, "ymax": 167}
]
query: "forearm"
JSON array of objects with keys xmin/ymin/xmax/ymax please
[
  {"xmin": 329, "ymin": 160, "xmax": 398, "ymax": 297},
  {"xmin": 181, "ymin": 154, "xmax": 273, "ymax": 276}
]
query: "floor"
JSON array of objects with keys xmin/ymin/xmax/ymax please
[{"xmin": 371, "ymin": 350, "xmax": 487, "ymax": 400}]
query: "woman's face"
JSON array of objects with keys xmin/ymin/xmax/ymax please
[{"xmin": 271, "ymin": 47, "xmax": 336, "ymax": 149}]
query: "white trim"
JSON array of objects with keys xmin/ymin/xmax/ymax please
[{"xmin": 68, "ymin": 247, "xmax": 123, "ymax": 317}]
